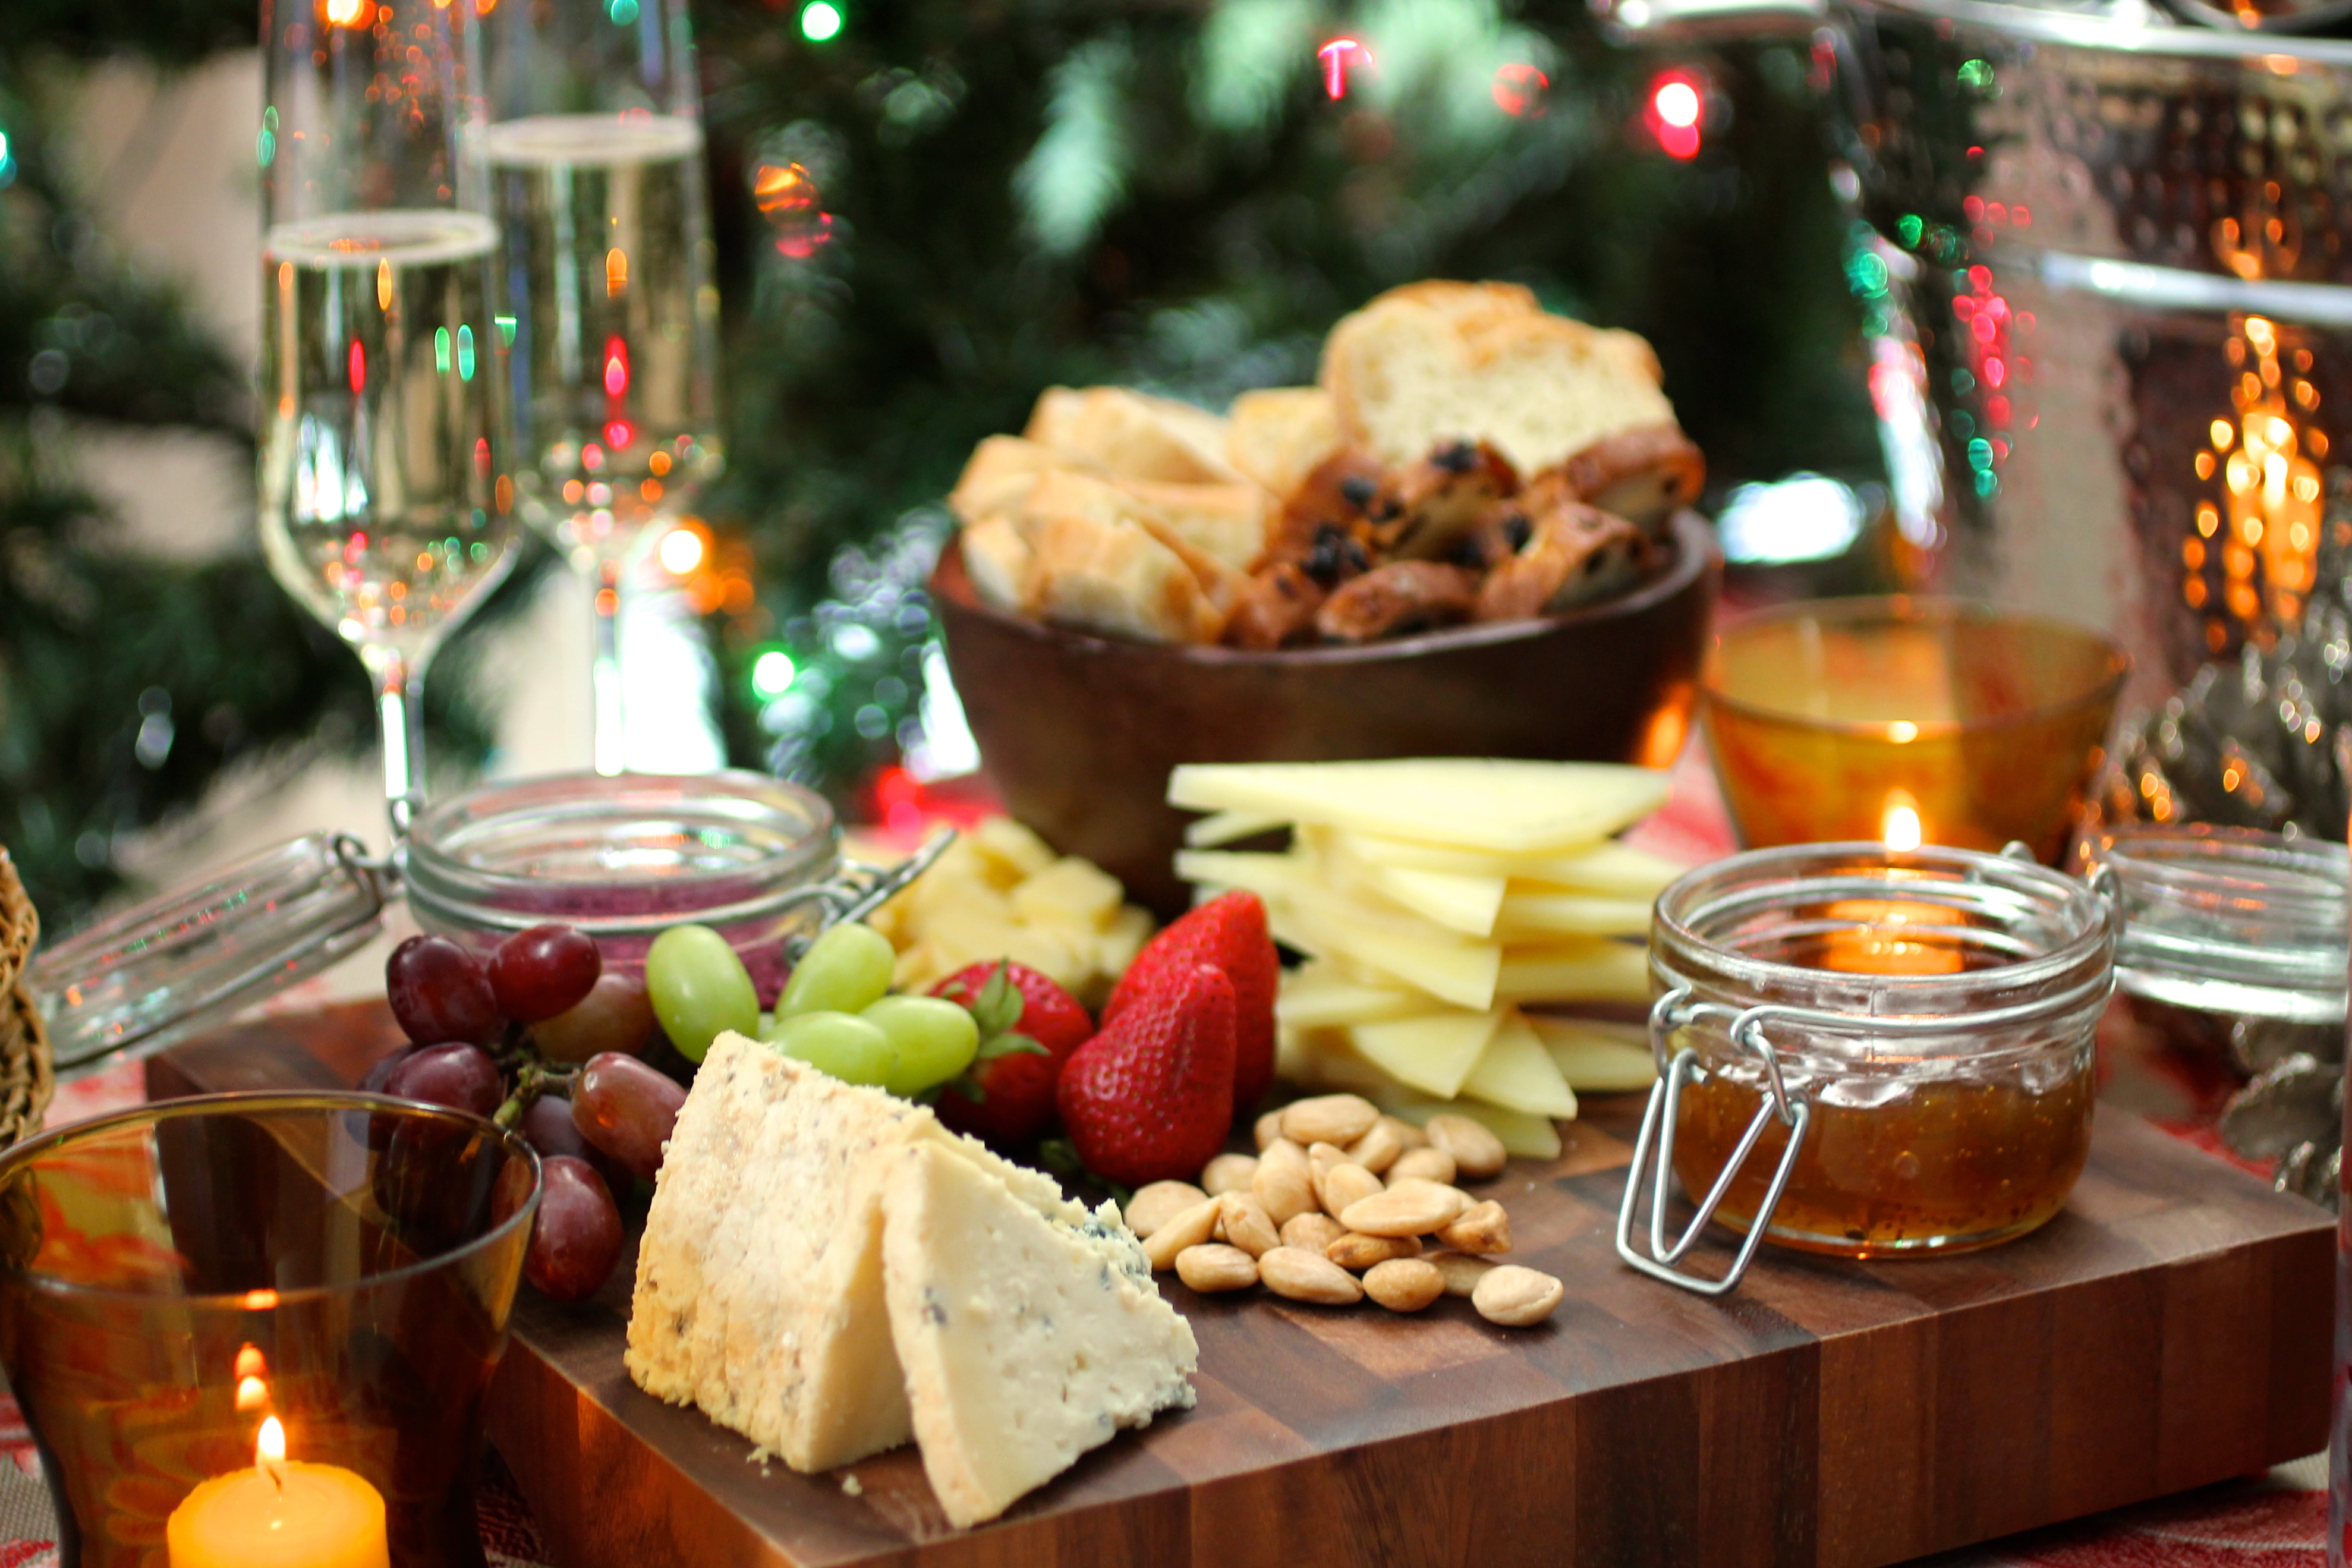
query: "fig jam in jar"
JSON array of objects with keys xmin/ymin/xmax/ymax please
[
  {"xmin": 1646, "ymin": 843, "xmax": 2114, "ymax": 1262},
  {"xmin": 403, "ymin": 772, "xmax": 840, "ymax": 1002}
]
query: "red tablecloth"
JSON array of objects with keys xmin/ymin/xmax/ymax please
[{"xmin": 10, "ymin": 746, "xmax": 2334, "ymax": 1567}]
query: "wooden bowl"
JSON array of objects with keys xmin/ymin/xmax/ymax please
[{"xmin": 932, "ymin": 512, "xmax": 1721, "ymax": 915}]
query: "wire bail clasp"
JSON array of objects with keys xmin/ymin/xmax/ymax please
[{"xmin": 1615, "ymin": 988, "xmax": 1813, "ymax": 1297}]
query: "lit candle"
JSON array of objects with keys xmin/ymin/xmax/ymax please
[
  {"xmin": 1880, "ymin": 790, "xmax": 1925, "ymax": 853},
  {"xmin": 166, "ymin": 1416, "xmax": 389, "ymax": 1568}
]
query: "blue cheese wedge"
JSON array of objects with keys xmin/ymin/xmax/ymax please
[
  {"xmin": 881, "ymin": 1139, "xmax": 1199, "ymax": 1527},
  {"xmin": 626, "ymin": 1031, "xmax": 1197, "ymax": 1522}
]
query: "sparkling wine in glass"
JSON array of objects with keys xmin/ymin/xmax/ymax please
[
  {"xmin": 483, "ymin": 0, "xmax": 722, "ymax": 775},
  {"xmin": 259, "ymin": 0, "xmax": 518, "ymax": 837}
]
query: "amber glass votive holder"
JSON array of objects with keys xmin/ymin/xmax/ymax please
[
  {"xmin": 0, "ymin": 1094, "xmax": 539, "ymax": 1568},
  {"xmin": 1704, "ymin": 597, "xmax": 2130, "ymax": 864}
]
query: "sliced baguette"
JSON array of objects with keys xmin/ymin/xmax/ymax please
[
  {"xmin": 1107, "ymin": 476, "xmax": 1272, "ymax": 573},
  {"xmin": 1320, "ymin": 284, "xmax": 1679, "ymax": 477},
  {"xmin": 1226, "ymin": 387, "xmax": 1343, "ymax": 502},
  {"xmin": 949, "ymin": 434, "xmax": 1070, "ymax": 528},
  {"xmin": 1024, "ymin": 385, "xmax": 1236, "ymax": 486}
]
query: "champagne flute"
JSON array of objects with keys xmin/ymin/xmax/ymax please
[
  {"xmin": 259, "ymin": 0, "xmax": 518, "ymax": 839},
  {"xmin": 481, "ymin": 0, "xmax": 723, "ymax": 776}
]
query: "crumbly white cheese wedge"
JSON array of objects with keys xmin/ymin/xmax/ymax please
[
  {"xmin": 626, "ymin": 1035, "xmax": 1076, "ymax": 1474},
  {"xmin": 881, "ymin": 1141, "xmax": 1199, "ymax": 1528}
]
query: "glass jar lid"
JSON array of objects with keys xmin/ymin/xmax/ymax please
[
  {"xmin": 402, "ymin": 770, "xmax": 839, "ymax": 940},
  {"xmin": 2088, "ymin": 824, "xmax": 2348, "ymax": 1025}
]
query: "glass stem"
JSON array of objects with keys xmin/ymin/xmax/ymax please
[
  {"xmin": 592, "ymin": 557, "xmax": 626, "ymax": 776},
  {"xmin": 363, "ymin": 648, "xmax": 428, "ymax": 843}
]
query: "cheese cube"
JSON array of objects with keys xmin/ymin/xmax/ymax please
[
  {"xmin": 1011, "ymin": 856, "xmax": 1125, "ymax": 931},
  {"xmin": 970, "ymin": 815, "xmax": 1059, "ymax": 883},
  {"xmin": 1095, "ymin": 905, "xmax": 1155, "ymax": 978}
]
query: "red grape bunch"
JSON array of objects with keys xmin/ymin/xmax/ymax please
[{"xmin": 371, "ymin": 924, "xmax": 685, "ymax": 1303}]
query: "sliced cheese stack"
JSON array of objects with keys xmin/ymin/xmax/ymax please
[
  {"xmin": 1169, "ymin": 759, "xmax": 1673, "ymax": 1154},
  {"xmin": 628, "ymin": 1034, "xmax": 1198, "ymax": 1528},
  {"xmin": 863, "ymin": 815, "xmax": 1154, "ymax": 1007}
]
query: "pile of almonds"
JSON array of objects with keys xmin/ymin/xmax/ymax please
[{"xmin": 1125, "ymin": 1092, "xmax": 1564, "ymax": 1328}]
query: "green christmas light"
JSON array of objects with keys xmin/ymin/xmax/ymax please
[{"xmin": 801, "ymin": 1, "xmax": 842, "ymax": 42}]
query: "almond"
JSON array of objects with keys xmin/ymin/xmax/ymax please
[
  {"xmin": 1259, "ymin": 1246, "xmax": 1365, "ymax": 1306},
  {"xmin": 1364, "ymin": 1257, "xmax": 1446, "ymax": 1312},
  {"xmin": 1316, "ymin": 1160, "xmax": 1385, "ymax": 1220},
  {"xmin": 1435, "ymin": 1200, "xmax": 1512, "ymax": 1255},
  {"xmin": 1280, "ymin": 1093, "xmax": 1381, "ymax": 1148},
  {"xmin": 1425, "ymin": 1113, "xmax": 1508, "ymax": 1180},
  {"xmin": 1218, "ymin": 1191, "xmax": 1281, "ymax": 1258},
  {"xmin": 1252, "ymin": 1138, "xmax": 1318, "ymax": 1225},
  {"xmin": 1254, "ymin": 1109, "xmax": 1287, "ymax": 1152},
  {"xmin": 1176, "ymin": 1243, "xmax": 1259, "ymax": 1293},
  {"xmin": 1386, "ymin": 1114, "xmax": 1428, "ymax": 1152},
  {"xmin": 1325, "ymin": 1231, "xmax": 1422, "ymax": 1271},
  {"xmin": 1126, "ymin": 1180, "xmax": 1210, "ymax": 1239},
  {"xmin": 1280, "ymin": 1211, "xmax": 1346, "ymax": 1253},
  {"xmin": 1473, "ymin": 1265, "xmax": 1564, "ymax": 1327},
  {"xmin": 1142, "ymin": 1198, "xmax": 1223, "ymax": 1272},
  {"xmin": 1427, "ymin": 1251, "xmax": 1497, "ymax": 1297},
  {"xmin": 1344, "ymin": 1117, "xmax": 1406, "ymax": 1176},
  {"xmin": 1201, "ymin": 1153, "xmax": 1260, "ymax": 1197},
  {"xmin": 1338, "ymin": 1178, "xmax": 1474, "ymax": 1238},
  {"xmin": 1388, "ymin": 1147, "xmax": 1457, "ymax": 1186}
]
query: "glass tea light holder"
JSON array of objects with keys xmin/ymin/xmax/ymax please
[
  {"xmin": 1703, "ymin": 597, "xmax": 2130, "ymax": 864},
  {"xmin": 0, "ymin": 1094, "xmax": 539, "ymax": 1568}
]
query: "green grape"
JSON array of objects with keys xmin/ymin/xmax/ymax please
[
  {"xmin": 776, "ymin": 922, "xmax": 898, "ymax": 1019},
  {"xmin": 644, "ymin": 924, "xmax": 760, "ymax": 1063},
  {"xmin": 864, "ymin": 995, "xmax": 981, "ymax": 1097},
  {"xmin": 769, "ymin": 1010, "xmax": 897, "ymax": 1087}
]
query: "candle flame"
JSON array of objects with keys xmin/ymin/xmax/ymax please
[
  {"xmin": 235, "ymin": 1377, "xmax": 269, "ymax": 1412},
  {"xmin": 257, "ymin": 1416, "xmax": 286, "ymax": 1467},
  {"xmin": 234, "ymin": 1345, "xmax": 267, "ymax": 1381},
  {"xmin": 1882, "ymin": 795, "xmax": 1923, "ymax": 852}
]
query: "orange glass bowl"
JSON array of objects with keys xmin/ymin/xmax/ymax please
[{"xmin": 1702, "ymin": 597, "xmax": 2130, "ymax": 864}]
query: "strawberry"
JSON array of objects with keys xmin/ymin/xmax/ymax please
[
  {"xmin": 1057, "ymin": 962, "xmax": 1237, "ymax": 1186},
  {"xmin": 1101, "ymin": 890, "xmax": 1277, "ymax": 1113},
  {"xmin": 930, "ymin": 962, "xmax": 1092, "ymax": 1144}
]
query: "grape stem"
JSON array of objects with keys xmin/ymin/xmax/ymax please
[{"xmin": 495, "ymin": 1059, "xmax": 579, "ymax": 1131}]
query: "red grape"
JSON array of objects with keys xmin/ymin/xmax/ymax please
[
  {"xmin": 385, "ymin": 936, "xmax": 500, "ymax": 1047},
  {"xmin": 571, "ymin": 1052, "xmax": 686, "ymax": 1182},
  {"xmin": 358, "ymin": 1046, "xmax": 414, "ymax": 1094},
  {"xmin": 518, "ymin": 1092, "xmax": 630, "ymax": 1191},
  {"xmin": 531, "ymin": 973, "xmax": 655, "ymax": 1065},
  {"xmin": 383, "ymin": 1041, "xmax": 504, "ymax": 1120},
  {"xmin": 523, "ymin": 1157, "xmax": 624, "ymax": 1302},
  {"xmin": 489, "ymin": 925, "xmax": 602, "ymax": 1024},
  {"xmin": 518, "ymin": 1093, "xmax": 590, "ymax": 1160}
]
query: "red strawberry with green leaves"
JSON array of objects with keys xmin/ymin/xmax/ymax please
[
  {"xmin": 1057, "ymin": 962, "xmax": 1237, "ymax": 1185},
  {"xmin": 1101, "ymin": 890, "xmax": 1277, "ymax": 1113},
  {"xmin": 930, "ymin": 961, "xmax": 1092, "ymax": 1144}
]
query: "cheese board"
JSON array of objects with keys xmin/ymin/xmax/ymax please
[{"xmin": 147, "ymin": 1002, "xmax": 2332, "ymax": 1568}]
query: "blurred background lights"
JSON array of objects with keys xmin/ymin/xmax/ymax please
[
  {"xmin": 751, "ymin": 649, "xmax": 796, "ymax": 697},
  {"xmin": 1317, "ymin": 38, "xmax": 1372, "ymax": 100},
  {"xmin": 1491, "ymin": 64, "xmax": 1550, "ymax": 118},
  {"xmin": 1645, "ymin": 70, "xmax": 1704, "ymax": 159},
  {"xmin": 657, "ymin": 524, "xmax": 706, "ymax": 575},
  {"xmin": 1715, "ymin": 473, "xmax": 1868, "ymax": 564},
  {"xmin": 799, "ymin": 1, "xmax": 842, "ymax": 42}
]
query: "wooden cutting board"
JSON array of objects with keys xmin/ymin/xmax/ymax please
[{"xmin": 148, "ymin": 1004, "xmax": 2334, "ymax": 1568}]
